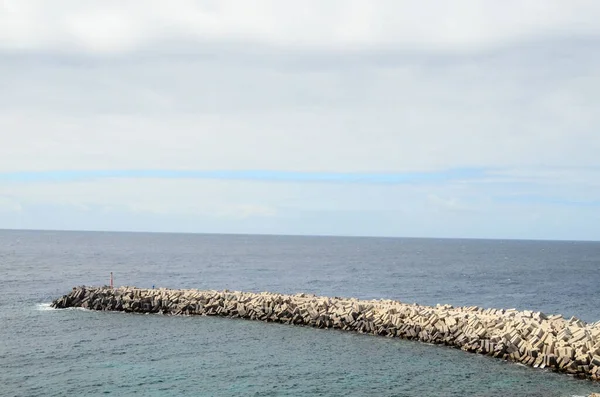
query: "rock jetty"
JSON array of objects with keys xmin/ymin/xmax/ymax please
[{"xmin": 52, "ymin": 286, "xmax": 600, "ymax": 381}]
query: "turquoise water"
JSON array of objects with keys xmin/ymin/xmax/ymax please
[{"xmin": 1, "ymin": 230, "xmax": 599, "ymax": 396}]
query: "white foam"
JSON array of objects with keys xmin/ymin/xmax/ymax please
[
  {"xmin": 36, "ymin": 302, "xmax": 89, "ymax": 311},
  {"xmin": 68, "ymin": 307, "xmax": 89, "ymax": 311}
]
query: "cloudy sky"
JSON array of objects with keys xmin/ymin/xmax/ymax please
[{"xmin": 1, "ymin": 0, "xmax": 599, "ymax": 240}]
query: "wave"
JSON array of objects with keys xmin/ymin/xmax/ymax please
[{"xmin": 37, "ymin": 302, "xmax": 89, "ymax": 312}]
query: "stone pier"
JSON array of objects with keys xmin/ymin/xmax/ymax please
[{"xmin": 52, "ymin": 286, "xmax": 600, "ymax": 382}]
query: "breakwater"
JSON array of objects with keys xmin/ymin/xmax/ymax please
[{"xmin": 52, "ymin": 286, "xmax": 600, "ymax": 381}]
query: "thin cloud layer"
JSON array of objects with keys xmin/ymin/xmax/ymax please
[
  {"xmin": 1, "ymin": 41, "xmax": 598, "ymax": 173},
  {"xmin": 2, "ymin": 1, "xmax": 600, "ymax": 52}
]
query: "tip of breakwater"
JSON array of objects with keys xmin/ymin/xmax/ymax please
[{"xmin": 52, "ymin": 286, "xmax": 600, "ymax": 383}]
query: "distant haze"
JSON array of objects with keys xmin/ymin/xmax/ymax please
[{"xmin": 1, "ymin": 1, "xmax": 599, "ymax": 240}]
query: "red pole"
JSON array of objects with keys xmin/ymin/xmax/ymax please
[{"xmin": 110, "ymin": 272, "xmax": 114, "ymax": 289}]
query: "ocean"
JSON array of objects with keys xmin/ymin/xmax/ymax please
[{"xmin": 1, "ymin": 229, "xmax": 599, "ymax": 396}]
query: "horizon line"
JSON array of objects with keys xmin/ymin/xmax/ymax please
[{"xmin": 1, "ymin": 227, "xmax": 598, "ymax": 243}]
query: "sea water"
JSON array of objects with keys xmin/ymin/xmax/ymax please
[{"xmin": 1, "ymin": 230, "xmax": 599, "ymax": 396}]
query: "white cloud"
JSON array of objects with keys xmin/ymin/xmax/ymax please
[
  {"xmin": 426, "ymin": 194, "xmax": 474, "ymax": 213},
  {"xmin": 0, "ymin": 196, "xmax": 22, "ymax": 212},
  {"xmin": 1, "ymin": 1, "xmax": 599, "ymax": 238},
  {"xmin": 214, "ymin": 204, "xmax": 278, "ymax": 219},
  {"xmin": 1, "ymin": 176, "xmax": 598, "ymax": 239},
  {"xmin": 0, "ymin": 178, "xmax": 287, "ymax": 219},
  {"xmin": 1, "ymin": 1, "xmax": 600, "ymax": 53},
  {"xmin": 1, "ymin": 1, "xmax": 599, "ymax": 175},
  {"xmin": 1, "ymin": 41, "xmax": 599, "ymax": 173}
]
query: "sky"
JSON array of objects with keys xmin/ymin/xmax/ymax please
[{"xmin": 1, "ymin": 0, "xmax": 599, "ymax": 240}]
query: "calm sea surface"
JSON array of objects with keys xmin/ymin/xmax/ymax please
[{"xmin": 1, "ymin": 230, "xmax": 599, "ymax": 396}]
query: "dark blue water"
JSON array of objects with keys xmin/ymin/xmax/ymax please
[{"xmin": 1, "ymin": 230, "xmax": 599, "ymax": 396}]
